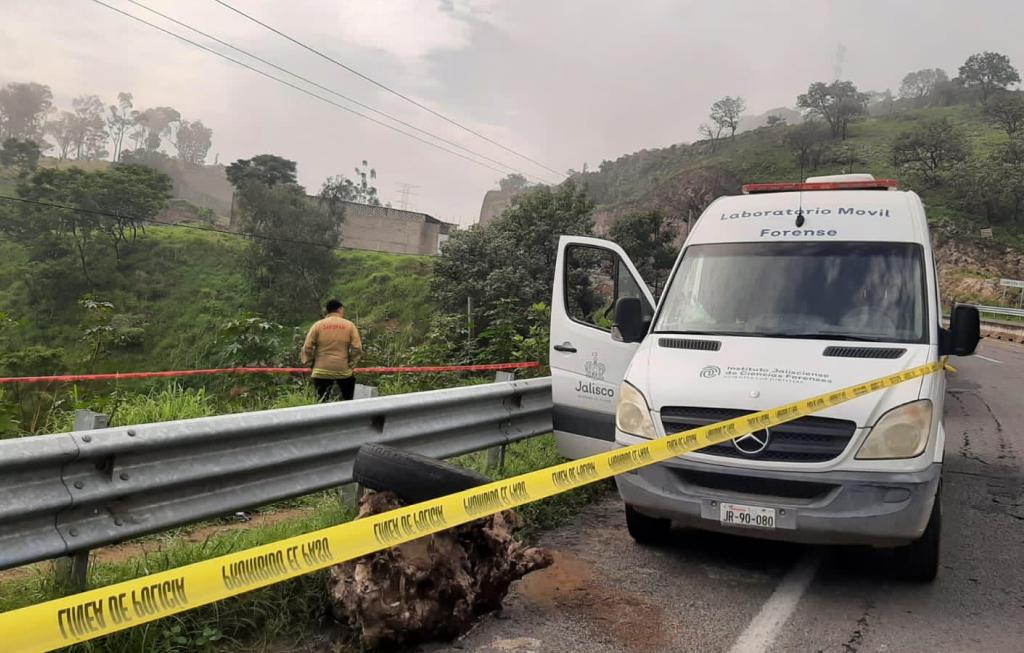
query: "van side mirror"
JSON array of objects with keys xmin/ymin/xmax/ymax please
[
  {"xmin": 941, "ymin": 304, "xmax": 981, "ymax": 356},
  {"xmin": 612, "ymin": 297, "xmax": 645, "ymax": 343}
]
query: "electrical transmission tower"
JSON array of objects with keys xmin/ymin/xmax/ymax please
[{"xmin": 395, "ymin": 182, "xmax": 420, "ymax": 210}]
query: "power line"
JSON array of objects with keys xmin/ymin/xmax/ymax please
[
  {"xmin": 0, "ymin": 194, "xmax": 364, "ymax": 254},
  {"xmin": 120, "ymin": 0, "xmax": 552, "ymax": 185},
  {"xmin": 211, "ymin": 0, "xmax": 566, "ymax": 179},
  {"xmin": 87, "ymin": 0, "xmax": 514, "ymax": 179}
]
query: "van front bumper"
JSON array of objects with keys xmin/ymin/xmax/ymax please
[{"xmin": 616, "ymin": 457, "xmax": 940, "ymax": 547}]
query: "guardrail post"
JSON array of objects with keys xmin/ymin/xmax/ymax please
[
  {"xmin": 53, "ymin": 551, "xmax": 90, "ymax": 595},
  {"xmin": 486, "ymin": 371, "xmax": 516, "ymax": 470},
  {"xmin": 340, "ymin": 385, "xmax": 378, "ymax": 511},
  {"xmin": 53, "ymin": 410, "xmax": 110, "ymax": 593}
]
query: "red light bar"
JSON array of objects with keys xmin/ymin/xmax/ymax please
[{"xmin": 741, "ymin": 179, "xmax": 898, "ymax": 194}]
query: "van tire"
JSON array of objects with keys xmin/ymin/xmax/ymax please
[
  {"xmin": 625, "ymin": 504, "xmax": 671, "ymax": 545},
  {"xmin": 353, "ymin": 444, "xmax": 490, "ymax": 504},
  {"xmin": 894, "ymin": 493, "xmax": 941, "ymax": 583}
]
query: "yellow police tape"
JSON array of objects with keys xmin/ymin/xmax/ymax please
[{"xmin": 0, "ymin": 359, "xmax": 948, "ymax": 652}]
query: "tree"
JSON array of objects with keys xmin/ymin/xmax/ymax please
[
  {"xmin": 235, "ymin": 183, "xmax": 341, "ymax": 318},
  {"xmin": 930, "ymin": 77, "xmax": 967, "ymax": 107},
  {"xmin": 783, "ymin": 121, "xmax": 832, "ymax": 171},
  {"xmin": 0, "ymin": 138, "xmax": 41, "ymax": 172},
  {"xmin": 173, "ymin": 120, "xmax": 213, "ymax": 165},
  {"xmin": 432, "ymin": 180, "xmax": 594, "ymax": 321},
  {"xmin": 655, "ymin": 167, "xmax": 739, "ymax": 228},
  {"xmin": 710, "ymin": 96, "xmax": 746, "ymax": 139},
  {"xmin": 983, "ymin": 93, "xmax": 1024, "ymax": 137},
  {"xmin": 91, "ymin": 164, "xmax": 173, "ymax": 259},
  {"xmin": 227, "ymin": 153, "xmax": 338, "ymax": 317},
  {"xmin": 608, "ymin": 210, "xmax": 677, "ymax": 295},
  {"xmin": 46, "ymin": 111, "xmax": 77, "ymax": 160},
  {"xmin": 796, "ymin": 80, "xmax": 869, "ymax": 139},
  {"xmin": 70, "ymin": 95, "xmax": 108, "ymax": 160},
  {"xmin": 697, "ymin": 122, "xmax": 723, "ymax": 153},
  {"xmin": 0, "ymin": 82, "xmax": 53, "ymax": 141},
  {"xmin": 899, "ymin": 68, "xmax": 949, "ymax": 103},
  {"xmin": 135, "ymin": 106, "xmax": 180, "ymax": 151},
  {"xmin": 106, "ymin": 92, "xmax": 135, "ymax": 162},
  {"xmin": 959, "ymin": 51, "xmax": 1020, "ymax": 103},
  {"xmin": 891, "ymin": 117, "xmax": 968, "ymax": 186},
  {"xmin": 226, "ymin": 154, "xmax": 297, "ymax": 190},
  {"xmin": 954, "ymin": 147, "xmax": 1024, "ymax": 226},
  {"xmin": 498, "ymin": 173, "xmax": 529, "ymax": 193},
  {"xmin": 7, "ymin": 164, "xmax": 172, "ymax": 288},
  {"xmin": 765, "ymin": 114, "xmax": 787, "ymax": 127},
  {"xmin": 353, "ymin": 160, "xmax": 378, "ymax": 205},
  {"xmin": 320, "ymin": 160, "xmax": 381, "ymax": 206}
]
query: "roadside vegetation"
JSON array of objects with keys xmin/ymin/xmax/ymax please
[{"xmin": 0, "ymin": 435, "xmax": 608, "ymax": 653}]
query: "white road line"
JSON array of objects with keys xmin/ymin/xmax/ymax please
[
  {"xmin": 975, "ymin": 354, "xmax": 1003, "ymax": 365},
  {"xmin": 728, "ymin": 551, "xmax": 821, "ymax": 653}
]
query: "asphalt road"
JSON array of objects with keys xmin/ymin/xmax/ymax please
[{"xmin": 429, "ymin": 339, "xmax": 1024, "ymax": 653}]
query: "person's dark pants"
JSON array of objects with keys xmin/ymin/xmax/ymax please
[{"xmin": 313, "ymin": 376, "xmax": 356, "ymax": 402}]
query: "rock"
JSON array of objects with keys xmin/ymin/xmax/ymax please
[
  {"xmin": 327, "ymin": 491, "xmax": 553, "ymax": 650},
  {"xmin": 931, "ymin": 223, "xmax": 1024, "ymax": 304}
]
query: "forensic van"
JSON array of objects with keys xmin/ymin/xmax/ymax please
[{"xmin": 549, "ymin": 174, "xmax": 980, "ymax": 581}]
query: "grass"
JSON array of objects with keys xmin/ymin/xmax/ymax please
[
  {"xmin": 0, "ymin": 225, "xmax": 436, "ymax": 377},
  {"xmin": 329, "ymin": 250, "xmax": 435, "ymax": 338},
  {"xmin": 0, "ymin": 434, "xmax": 610, "ymax": 653}
]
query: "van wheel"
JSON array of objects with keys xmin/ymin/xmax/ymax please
[
  {"xmin": 625, "ymin": 504, "xmax": 671, "ymax": 545},
  {"xmin": 894, "ymin": 493, "xmax": 941, "ymax": 583}
]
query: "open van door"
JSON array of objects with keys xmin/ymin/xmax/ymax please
[{"xmin": 551, "ymin": 236, "xmax": 656, "ymax": 458}]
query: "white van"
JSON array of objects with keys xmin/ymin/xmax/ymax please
[{"xmin": 549, "ymin": 175, "xmax": 980, "ymax": 581}]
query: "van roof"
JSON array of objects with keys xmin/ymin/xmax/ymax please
[{"xmin": 688, "ymin": 188, "xmax": 927, "ymax": 246}]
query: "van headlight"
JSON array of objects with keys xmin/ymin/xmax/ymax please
[
  {"xmin": 616, "ymin": 382, "xmax": 658, "ymax": 439},
  {"xmin": 856, "ymin": 400, "xmax": 933, "ymax": 460}
]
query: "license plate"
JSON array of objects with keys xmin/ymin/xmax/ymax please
[{"xmin": 719, "ymin": 502, "xmax": 777, "ymax": 529}]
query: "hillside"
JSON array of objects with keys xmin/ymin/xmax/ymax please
[
  {"xmin": 571, "ymin": 104, "xmax": 1024, "ymax": 305},
  {"xmin": 0, "ymin": 227, "xmax": 435, "ymax": 375},
  {"xmin": 0, "ymin": 155, "xmax": 233, "ymax": 224}
]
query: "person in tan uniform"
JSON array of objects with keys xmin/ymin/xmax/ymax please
[{"xmin": 301, "ymin": 299, "xmax": 363, "ymax": 401}]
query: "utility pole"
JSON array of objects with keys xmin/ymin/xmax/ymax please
[{"xmin": 395, "ymin": 182, "xmax": 420, "ymax": 210}]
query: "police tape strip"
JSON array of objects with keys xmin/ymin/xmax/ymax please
[{"xmin": 0, "ymin": 359, "xmax": 948, "ymax": 652}]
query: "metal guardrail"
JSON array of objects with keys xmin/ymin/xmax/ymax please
[
  {"xmin": 0, "ymin": 377, "xmax": 552, "ymax": 571},
  {"xmin": 973, "ymin": 304, "xmax": 1024, "ymax": 319}
]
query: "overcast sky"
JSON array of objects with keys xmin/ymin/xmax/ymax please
[{"xmin": 4, "ymin": 0, "xmax": 1024, "ymax": 225}]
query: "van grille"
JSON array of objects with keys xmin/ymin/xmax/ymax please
[{"xmin": 661, "ymin": 406, "xmax": 857, "ymax": 463}]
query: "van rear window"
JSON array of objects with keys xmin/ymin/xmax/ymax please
[{"xmin": 654, "ymin": 242, "xmax": 928, "ymax": 344}]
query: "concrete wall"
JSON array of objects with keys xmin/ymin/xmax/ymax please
[
  {"xmin": 336, "ymin": 202, "xmax": 453, "ymax": 256},
  {"xmin": 478, "ymin": 189, "xmax": 519, "ymax": 226}
]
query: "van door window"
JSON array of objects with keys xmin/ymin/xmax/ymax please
[
  {"xmin": 565, "ymin": 245, "xmax": 654, "ymax": 332},
  {"xmin": 565, "ymin": 245, "xmax": 616, "ymax": 330}
]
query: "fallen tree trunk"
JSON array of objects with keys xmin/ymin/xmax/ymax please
[{"xmin": 327, "ymin": 491, "xmax": 552, "ymax": 649}]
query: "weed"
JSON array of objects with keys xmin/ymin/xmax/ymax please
[{"xmin": 0, "ymin": 435, "xmax": 604, "ymax": 653}]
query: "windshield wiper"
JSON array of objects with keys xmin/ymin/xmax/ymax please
[{"xmin": 768, "ymin": 333, "xmax": 892, "ymax": 342}]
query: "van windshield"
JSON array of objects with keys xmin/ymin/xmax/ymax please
[{"xmin": 654, "ymin": 242, "xmax": 928, "ymax": 343}]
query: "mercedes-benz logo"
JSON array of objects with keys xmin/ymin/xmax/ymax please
[{"xmin": 733, "ymin": 429, "xmax": 771, "ymax": 455}]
